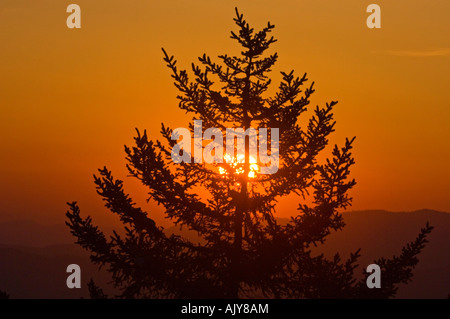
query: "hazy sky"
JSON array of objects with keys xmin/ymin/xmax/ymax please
[{"xmin": 1, "ymin": 0, "xmax": 449, "ymax": 226}]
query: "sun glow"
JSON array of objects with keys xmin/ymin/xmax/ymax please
[{"xmin": 218, "ymin": 154, "xmax": 259, "ymax": 178}]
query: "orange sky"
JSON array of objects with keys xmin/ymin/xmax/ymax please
[{"xmin": 1, "ymin": 1, "xmax": 449, "ymax": 227}]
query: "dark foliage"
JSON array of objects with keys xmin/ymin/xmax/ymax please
[{"xmin": 66, "ymin": 8, "xmax": 432, "ymax": 299}]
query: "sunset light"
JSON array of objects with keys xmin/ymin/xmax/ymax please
[
  {"xmin": 0, "ymin": 1, "xmax": 448, "ymax": 304},
  {"xmin": 218, "ymin": 154, "xmax": 259, "ymax": 178}
]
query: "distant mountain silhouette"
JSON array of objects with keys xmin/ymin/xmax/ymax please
[
  {"xmin": 0, "ymin": 210, "xmax": 448, "ymax": 298},
  {"xmin": 317, "ymin": 209, "xmax": 450, "ymax": 298},
  {"xmin": 0, "ymin": 221, "xmax": 115, "ymax": 298},
  {"xmin": 168, "ymin": 209, "xmax": 450, "ymax": 299},
  {"xmin": 0, "ymin": 243, "xmax": 113, "ymax": 298}
]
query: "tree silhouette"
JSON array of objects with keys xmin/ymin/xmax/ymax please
[{"xmin": 66, "ymin": 8, "xmax": 432, "ymax": 299}]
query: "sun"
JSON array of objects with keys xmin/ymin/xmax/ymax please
[{"xmin": 218, "ymin": 154, "xmax": 259, "ymax": 178}]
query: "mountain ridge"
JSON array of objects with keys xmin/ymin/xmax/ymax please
[{"xmin": 0, "ymin": 209, "xmax": 448, "ymax": 298}]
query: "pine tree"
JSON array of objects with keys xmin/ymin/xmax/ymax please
[{"xmin": 66, "ymin": 8, "xmax": 432, "ymax": 299}]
